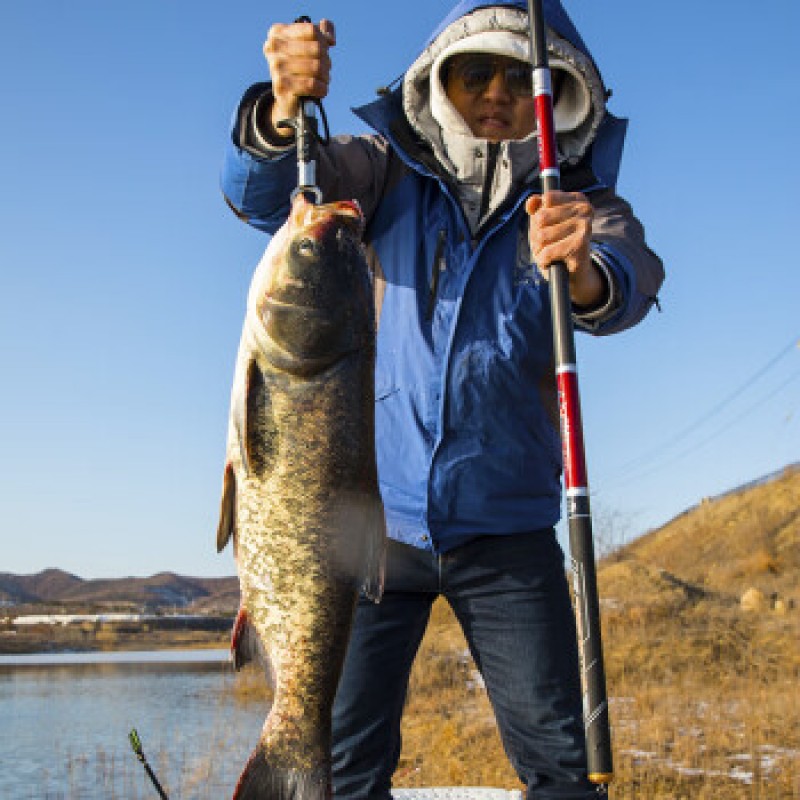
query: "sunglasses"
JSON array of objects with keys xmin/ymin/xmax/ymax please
[{"xmin": 446, "ymin": 54, "xmax": 533, "ymax": 98}]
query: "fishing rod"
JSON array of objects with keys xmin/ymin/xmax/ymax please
[
  {"xmin": 526, "ymin": 0, "xmax": 613, "ymax": 789},
  {"xmin": 129, "ymin": 728, "xmax": 170, "ymax": 799}
]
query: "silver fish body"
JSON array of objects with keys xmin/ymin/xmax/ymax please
[{"xmin": 217, "ymin": 196, "xmax": 385, "ymax": 800}]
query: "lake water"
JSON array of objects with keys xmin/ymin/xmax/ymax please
[{"xmin": 0, "ymin": 650, "xmax": 268, "ymax": 799}]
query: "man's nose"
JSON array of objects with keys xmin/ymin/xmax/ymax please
[{"xmin": 482, "ymin": 69, "xmax": 512, "ymax": 101}]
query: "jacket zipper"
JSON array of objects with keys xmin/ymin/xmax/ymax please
[
  {"xmin": 426, "ymin": 228, "xmax": 447, "ymax": 320},
  {"xmin": 478, "ymin": 142, "xmax": 501, "ymax": 223}
]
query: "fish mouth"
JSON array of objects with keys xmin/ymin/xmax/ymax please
[
  {"xmin": 289, "ymin": 195, "xmax": 365, "ymax": 239},
  {"xmin": 331, "ymin": 199, "xmax": 362, "ymax": 219}
]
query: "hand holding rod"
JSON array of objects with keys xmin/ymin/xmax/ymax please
[
  {"xmin": 275, "ymin": 15, "xmax": 327, "ymax": 204},
  {"xmin": 526, "ymin": 0, "xmax": 613, "ymax": 787}
]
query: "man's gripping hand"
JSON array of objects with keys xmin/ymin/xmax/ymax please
[
  {"xmin": 526, "ymin": 191, "xmax": 604, "ymax": 308},
  {"xmin": 263, "ymin": 19, "xmax": 336, "ymax": 139}
]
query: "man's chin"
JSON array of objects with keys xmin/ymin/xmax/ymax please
[{"xmin": 474, "ymin": 121, "xmax": 513, "ymax": 141}]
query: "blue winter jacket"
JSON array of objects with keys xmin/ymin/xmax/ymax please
[{"xmin": 221, "ymin": 0, "xmax": 664, "ymax": 553}]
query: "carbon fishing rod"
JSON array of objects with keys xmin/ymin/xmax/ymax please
[
  {"xmin": 526, "ymin": 0, "xmax": 613, "ymax": 789},
  {"xmin": 129, "ymin": 728, "xmax": 170, "ymax": 799}
]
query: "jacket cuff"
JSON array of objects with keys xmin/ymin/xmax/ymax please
[
  {"xmin": 572, "ymin": 244, "xmax": 623, "ymax": 330},
  {"xmin": 238, "ymin": 84, "xmax": 297, "ymax": 158}
]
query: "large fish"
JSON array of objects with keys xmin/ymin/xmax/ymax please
[{"xmin": 217, "ymin": 195, "xmax": 385, "ymax": 800}]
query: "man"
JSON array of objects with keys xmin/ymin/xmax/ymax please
[{"xmin": 221, "ymin": 1, "xmax": 664, "ymax": 797}]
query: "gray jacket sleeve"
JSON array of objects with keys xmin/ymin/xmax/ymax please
[{"xmin": 577, "ymin": 188, "xmax": 664, "ymax": 334}]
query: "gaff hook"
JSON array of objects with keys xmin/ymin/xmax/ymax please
[{"xmin": 276, "ymin": 15, "xmax": 331, "ymax": 204}]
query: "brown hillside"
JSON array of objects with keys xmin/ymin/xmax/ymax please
[{"xmin": 603, "ymin": 463, "xmax": 800, "ymax": 602}]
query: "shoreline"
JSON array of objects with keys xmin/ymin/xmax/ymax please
[
  {"xmin": 1, "ymin": 615, "xmax": 232, "ymax": 656},
  {"xmin": 0, "ymin": 647, "xmax": 232, "ymax": 667}
]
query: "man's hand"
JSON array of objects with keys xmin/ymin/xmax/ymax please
[
  {"xmin": 264, "ymin": 19, "xmax": 336, "ymax": 136},
  {"xmin": 525, "ymin": 191, "xmax": 603, "ymax": 308}
]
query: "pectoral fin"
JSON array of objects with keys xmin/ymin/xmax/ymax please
[{"xmin": 244, "ymin": 359, "xmax": 278, "ymax": 476}]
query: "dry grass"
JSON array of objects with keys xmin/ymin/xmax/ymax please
[
  {"xmin": 391, "ymin": 467, "xmax": 800, "ymax": 798},
  {"xmin": 391, "ymin": 594, "xmax": 799, "ymax": 798},
  {"xmin": 603, "ymin": 601, "xmax": 799, "ymax": 798}
]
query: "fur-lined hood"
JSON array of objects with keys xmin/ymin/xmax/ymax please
[
  {"xmin": 353, "ymin": 0, "xmax": 625, "ymax": 232},
  {"xmin": 403, "ymin": 2, "xmax": 607, "ymax": 168}
]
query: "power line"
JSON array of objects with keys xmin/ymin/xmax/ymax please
[
  {"xmin": 598, "ymin": 336, "xmax": 799, "ymax": 488},
  {"xmin": 603, "ymin": 366, "xmax": 800, "ymax": 489}
]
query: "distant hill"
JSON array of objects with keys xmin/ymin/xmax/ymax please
[
  {"xmin": 0, "ymin": 569, "xmax": 239, "ymax": 613},
  {"xmin": 0, "ymin": 568, "xmax": 85, "ymax": 604}
]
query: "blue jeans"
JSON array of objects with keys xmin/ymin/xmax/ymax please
[{"xmin": 331, "ymin": 530, "xmax": 597, "ymax": 800}]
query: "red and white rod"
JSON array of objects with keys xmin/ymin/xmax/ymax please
[{"xmin": 527, "ymin": 0, "xmax": 613, "ymax": 787}]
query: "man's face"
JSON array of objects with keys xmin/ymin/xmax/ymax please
[{"xmin": 443, "ymin": 53, "xmax": 537, "ymax": 142}]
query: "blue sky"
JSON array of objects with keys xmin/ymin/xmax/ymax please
[{"xmin": 1, "ymin": 1, "xmax": 798, "ymax": 579}]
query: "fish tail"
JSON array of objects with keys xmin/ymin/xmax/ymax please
[{"xmin": 232, "ymin": 749, "xmax": 330, "ymax": 800}]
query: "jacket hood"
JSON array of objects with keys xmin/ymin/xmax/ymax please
[
  {"xmin": 405, "ymin": 1, "xmax": 606, "ymax": 164},
  {"xmin": 425, "ymin": 0, "xmax": 595, "ymax": 68},
  {"xmin": 353, "ymin": 0, "xmax": 626, "ymax": 195}
]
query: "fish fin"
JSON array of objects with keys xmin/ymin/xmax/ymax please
[
  {"xmin": 244, "ymin": 359, "xmax": 278, "ymax": 476},
  {"xmin": 233, "ymin": 752, "xmax": 329, "ymax": 800},
  {"xmin": 216, "ymin": 463, "xmax": 237, "ymax": 553},
  {"xmin": 231, "ymin": 386, "xmax": 250, "ymax": 476},
  {"xmin": 329, "ymin": 493, "xmax": 386, "ymax": 602},
  {"xmin": 328, "ymin": 493, "xmax": 385, "ymax": 601},
  {"xmin": 230, "ymin": 606, "xmax": 274, "ymax": 684},
  {"xmin": 361, "ymin": 498, "xmax": 387, "ymax": 603}
]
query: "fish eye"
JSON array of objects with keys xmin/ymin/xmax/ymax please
[{"xmin": 296, "ymin": 238, "xmax": 318, "ymax": 258}]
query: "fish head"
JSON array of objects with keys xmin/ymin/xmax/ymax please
[{"xmin": 256, "ymin": 195, "xmax": 372, "ymax": 374}]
